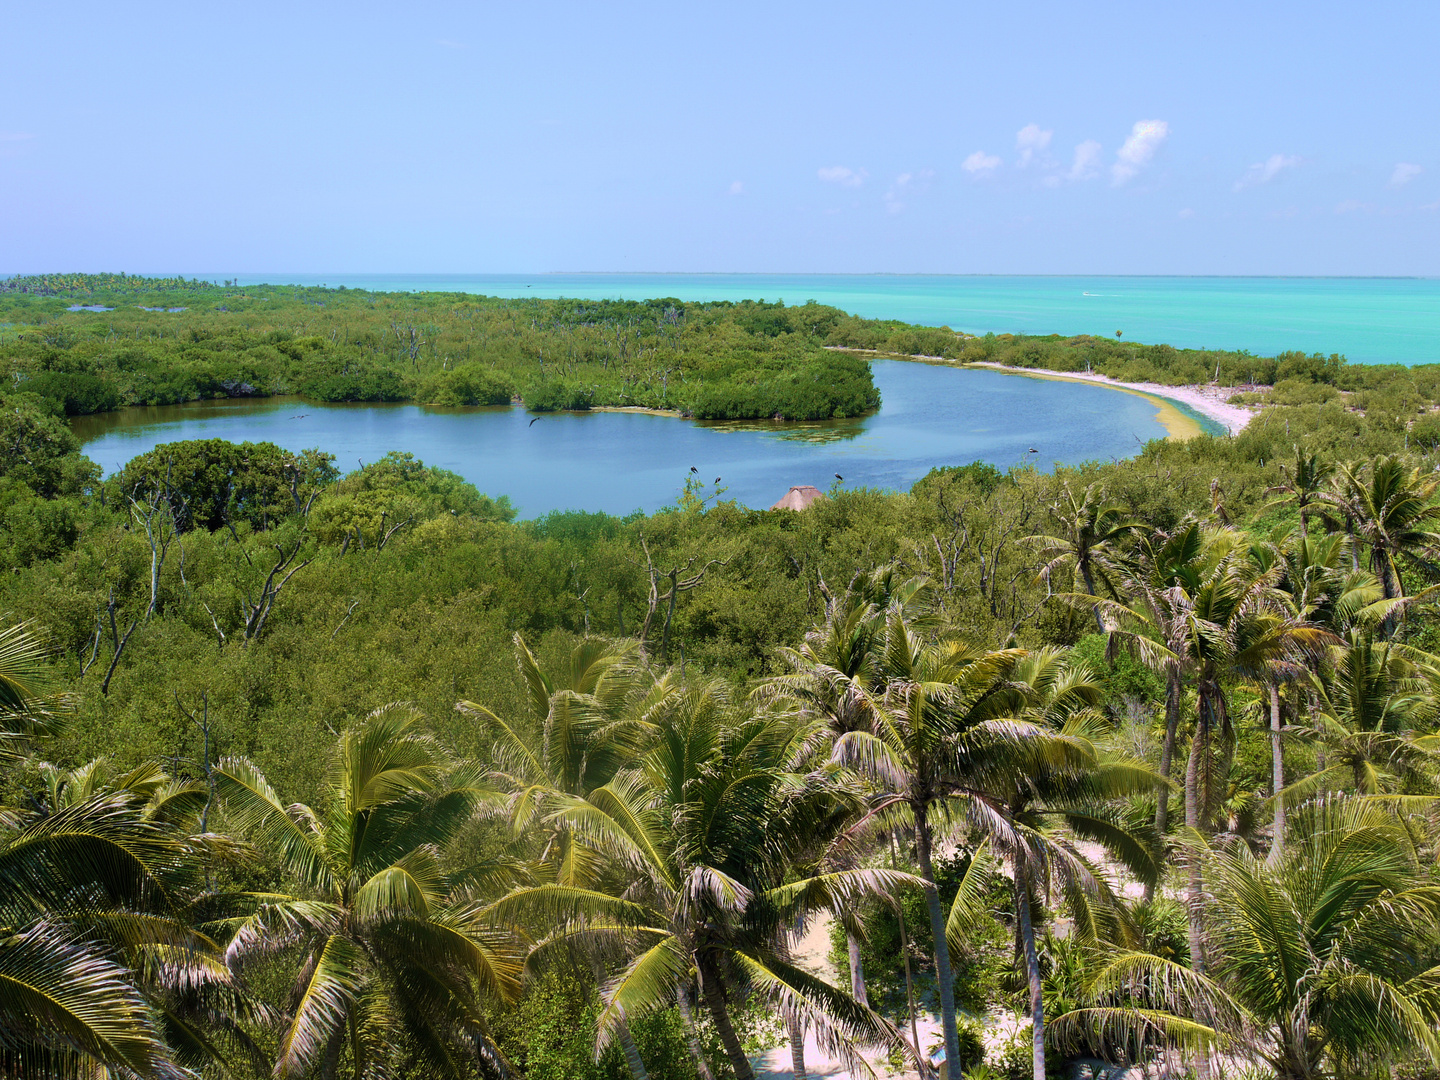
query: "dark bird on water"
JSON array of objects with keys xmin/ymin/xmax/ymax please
[
  {"xmin": 715, "ymin": 477, "xmax": 721, "ymax": 484},
  {"xmin": 834, "ymin": 473, "xmax": 843, "ymax": 480},
  {"xmin": 529, "ymin": 416, "xmax": 540, "ymax": 426},
  {"xmin": 1027, "ymin": 448, "xmax": 1038, "ymax": 453},
  {"xmin": 690, "ymin": 466, "xmax": 698, "ymax": 473}
]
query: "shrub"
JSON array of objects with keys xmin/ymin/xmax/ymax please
[
  {"xmin": 417, "ymin": 365, "xmax": 514, "ymax": 406},
  {"xmin": 524, "ymin": 381, "xmax": 593, "ymax": 412},
  {"xmin": 303, "ymin": 369, "xmax": 408, "ymax": 402},
  {"xmin": 489, "ymin": 968, "xmax": 696, "ymax": 1080},
  {"xmin": 18, "ymin": 370, "xmax": 121, "ymax": 414},
  {"xmin": 1269, "ymin": 378, "xmax": 1340, "ymax": 406},
  {"xmin": 112, "ymin": 440, "xmax": 337, "ymax": 532},
  {"xmin": 1410, "ymin": 413, "xmax": 1440, "ymax": 450}
]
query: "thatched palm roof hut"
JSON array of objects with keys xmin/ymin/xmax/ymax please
[{"xmin": 770, "ymin": 485, "xmax": 825, "ymax": 511}]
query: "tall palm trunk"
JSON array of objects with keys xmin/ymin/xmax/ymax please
[
  {"xmin": 1149, "ymin": 667, "xmax": 1182, "ymax": 900},
  {"xmin": 1157, "ymin": 668, "xmax": 1182, "ymax": 827},
  {"xmin": 1268, "ymin": 682, "xmax": 1285, "ymax": 863},
  {"xmin": 1080, "ymin": 559, "xmax": 1104, "ymax": 632},
  {"xmin": 320, "ymin": 1027, "xmax": 343, "ymax": 1080},
  {"xmin": 594, "ymin": 956, "xmax": 651, "ymax": 1080},
  {"xmin": 1183, "ymin": 715, "xmax": 1211, "ymax": 1080},
  {"xmin": 845, "ymin": 933, "xmax": 869, "ymax": 1007},
  {"xmin": 890, "ymin": 826, "xmax": 924, "ymax": 1077},
  {"xmin": 914, "ymin": 803, "xmax": 962, "ymax": 1072},
  {"xmin": 1014, "ymin": 863, "xmax": 1046, "ymax": 1080},
  {"xmin": 699, "ymin": 956, "xmax": 755, "ymax": 1080},
  {"xmin": 618, "ymin": 1026, "xmax": 650, "ymax": 1080},
  {"xmin": 677, "ymin": 987, "xmax": 717, "ymax": 1080},
  {"xmin": 1184, "ymin": 721, "xmax": 1207, "ymax": 976},
  {"xmin": 1376, "ymin": 549, "xmax": 1402, "ymax": 639},
  {"xmin": 787, "ymin": 1017, "xmax": 809, "ymax": 1080}
]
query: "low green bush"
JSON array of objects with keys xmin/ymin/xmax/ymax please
[
  {"xmin": 524, "ymin": 380, "xmax": 593, "ymax": 412},
  {"xmin": 302, "ymin": 368, "xmax": 408, "ymax": 402},
  {"xmin": 417, "ymin": 364, "xmax": 514, "ymax": 406},
  {"xmin": 18, "ymin": 370, "xmax": 121, "ymax": 414}
]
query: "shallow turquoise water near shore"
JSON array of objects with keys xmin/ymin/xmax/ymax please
[
  {"xmin": 225, "ymin": 273, "xmax": 1440, "ymax": 366},
  {"xmin": 76, "ymin": 360, "xmax": 1208, "ymax": 518}
]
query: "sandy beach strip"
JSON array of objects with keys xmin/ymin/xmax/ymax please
[
  {"xmin": 966, "ymin": 362, "xmax": 1255, "ymax": 436},
  {"xmin": 824, "ymin": 347, "xmax": 1256, "ymax": 438}
]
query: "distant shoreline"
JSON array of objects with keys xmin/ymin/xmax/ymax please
[
  {"xmin": 827, "ymin": 347, "xmax": 1254, "ymax": 440},
  {"xmin": 966, "ymin": 362, "xmax": 1254, "ymax": 438}
]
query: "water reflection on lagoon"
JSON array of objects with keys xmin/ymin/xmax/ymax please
[{"xmin": 75, "ymin": 361, "xmax": 1204, "ymax": 518}]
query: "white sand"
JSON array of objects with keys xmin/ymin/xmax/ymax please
[
  {"xmin": 967, "ymin": 362, "xmax": 1257, "ymax": 436},
  {"xmin": 824, "ymin": 346, "xmax": 1258, "ymax": 438}
]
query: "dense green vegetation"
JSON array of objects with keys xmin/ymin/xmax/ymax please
[
  {"xmin": 11, "ymin": 273, "xmax": 1440, "ymax": 431},
  {"xmin": 0, "ymin": 274, "xmax": 896, "ymax": 421},
  {"xmin": 5, "ymin": 280, "xmax": 1440, "ymax": 1080}
]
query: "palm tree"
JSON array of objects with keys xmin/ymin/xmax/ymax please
[
  {"xmin": 1265, "ymin": 448, "xmax": 1334, "ymax": 539},
  {"xmin": 831, "ymin": 612, "xmax": 1028, "ymax": 1072},
  {"xmin": 0, "ymin": 788, "xmax": 211, "ymax": 1079},
  {"xmin": 1255, "ymin": 531, "xmax": 1382, "ymax": 855},
  {"xmin": 484, "ymin": 680, "xmax": 913, "ymax": 1080},
  {"xmin": 0, "ymin": 618, "xmax": 69, "ymax": 759},
  {"xmin": 756, "ymin": 584, "xmax": 884, "ymax": 1009},
  {"xmin": 458, "ymin": 632, "xmax": 666, "ymax": 884},
  {"xmin": 1054, "ymin": 796, "xmax": 1440, "ymax": 1080},
  {"xmin": 1282, "ymin": 630, "xmax": 1440, "ymax": 800},
  {"xmin": 1024, "ymin": 481, "xmax": 1143, "ymax": 630},
  {"xmin": 0, "ymin": 620, "xmax": 250, "ymax": 1078},
  {"xmin": 1091, "ymin": 526, "xmax": 1325, "ymax": 983},
  {"xmin": 1, "ymin": 760, "xmax": 262, "ymax": 1077},
  {"xmin": 1318, "ymin": 455, "xmax": 1440, "ymax": 635},
  {"xmin": 215, "ymin": 704, "xmax": 525, "ymax": 1080},
  {"xmin": 1082, "ymin": 523, "xmax": 1208, "ymax": 846},
  {"xmin": 459, "ymin": 633, "xmax": 681, "ymax": 1079},
  {"xmin": 946, "ymin": 650, "xmax": 1163, "ymax": 1080}
]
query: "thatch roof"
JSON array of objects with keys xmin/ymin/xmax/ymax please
[{"xmin": 770, "ymin": 485, "xmax": 825, "ymax": 511}]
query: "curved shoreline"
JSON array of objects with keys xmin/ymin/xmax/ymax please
[
  {"xmin": 966, "ymin": 362, "xmax": 1253, "ymax": 437},
  {"xmin": 825, "ymin": 346, "xmax": 1254, "ymax": 439}
]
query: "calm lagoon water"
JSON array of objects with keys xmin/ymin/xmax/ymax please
[
  {"xmin": 224, "ymin": 274, "xmax": 1440, "ymax": 366},
  {"xmin": 75, "ymin": 361, "xmax": 1213, "ymax": 519}
]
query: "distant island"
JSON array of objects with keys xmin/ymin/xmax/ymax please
[{"xmin": 2, "ymin": 273, "xmax": 1412, "ymax": 432}]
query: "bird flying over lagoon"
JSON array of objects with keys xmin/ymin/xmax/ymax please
[
  {"xmin": 834, "ymin": 473, "xmax": 843, "ymax": 480},
  {"xmin": 529, "ymin": 416, "xmax": 540, "ymax": 426}
]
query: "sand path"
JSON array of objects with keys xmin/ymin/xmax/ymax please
[{"xmin": 750, "ymin": 915, "xmax": 943, "ymax": 1080}]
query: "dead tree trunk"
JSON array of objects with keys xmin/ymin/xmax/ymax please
[{"xmin": 239, "ymin": 540, "xmax": 313, "ymax": 643}]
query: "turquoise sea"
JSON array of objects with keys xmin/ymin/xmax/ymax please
[{"xmin": 226, "ymin": 274, "xmax": 1440, "ymax": 366}]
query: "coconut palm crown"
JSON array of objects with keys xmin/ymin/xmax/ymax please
[{"xmin": 215, "ymin": 704, "xmax": 523, "ymax": 1080}]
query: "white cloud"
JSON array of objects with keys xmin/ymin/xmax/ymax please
[
  {"xmin": 1015, "ymin": 123, "xmax": 1052, "ymax": 167},
  {"xmin": 1334, "ymin": 199, "xmax": 1371, "ymax": 215},
  {"xmin": 728, "ymin": 180, "xmax": 744, "ymax": 196},
  {"xmin": 1234, "ymin": 153, "xmax": 1301, "ymax": 191},
  {"xmin": 0, "ymin": 132, "xmax": 35, "ymax": 142},
  {"xmin": 1390, "ymin": 162, "xmax": 1423, "ymax": 188},
  {"xmin": 962, "ymin": 151, "xmax": 1001, "ymax": 176},
  {"xmin": 1111, "ymin": 120, "xmax": 1169, "ymax": 185},
  {"xmin": 884, "ymin": 169, "xmax": 935, "ymax": 214},
  {"xmin": 1178, "ymin": 207, "xmax": 1195, "ymax": 219},
  {"xmin": 1065, "ymin": 140, "xmax": 1103, "ymax": 181},
  {"xmin": 818, "ymin": 165, "xmax": 867, "ymax": 187}
]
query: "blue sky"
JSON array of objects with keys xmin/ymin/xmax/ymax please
[{"xmin": 4, "ymin": 0, "xmax": 1437, "ymax": 276}]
